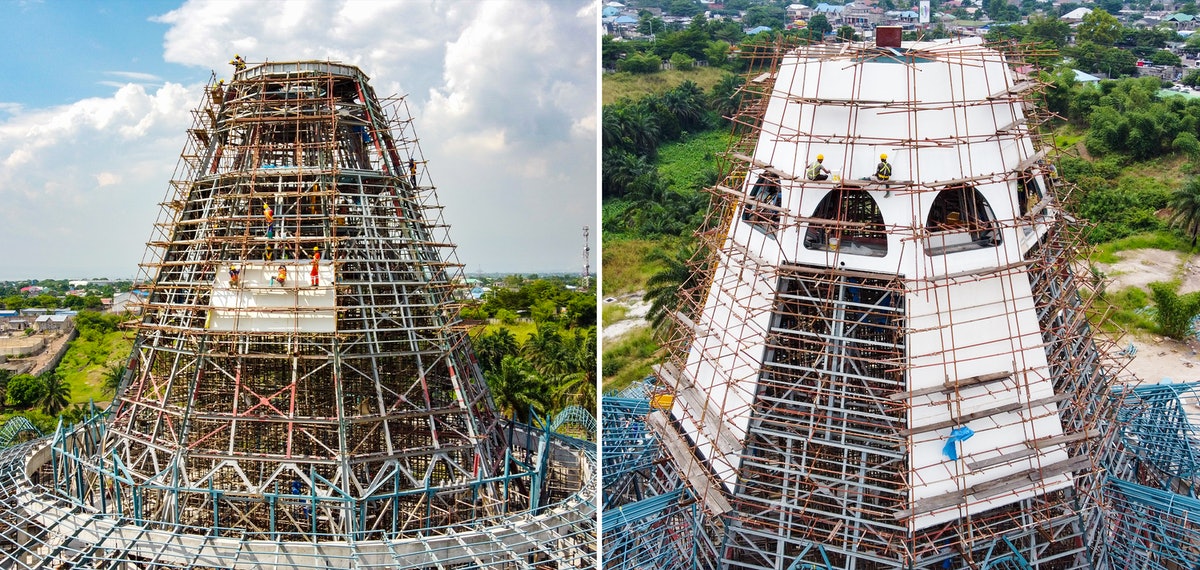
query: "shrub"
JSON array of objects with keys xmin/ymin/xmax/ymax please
[
  {"xmin": 670, "ymin": 52, "xmax": 695, "ymax": 71},
  {"xmin": 1149, "ymin": 281, "xmax": 1200, "ymax": 339}
]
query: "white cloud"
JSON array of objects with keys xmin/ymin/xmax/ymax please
[
  {"xmin": 2, "ymin": 0, "xmax": 595, "ymax": 279},
  {"xmin": 105, "ymin": 71, "xmax": 163, "ymax": 82},
  {"xmin": 0, "ymin": 82, "xmax": 193, "ymax": 277},
  {"xmin": 95, "ymin": 172, "xmax": 120, "ymax": 187}
]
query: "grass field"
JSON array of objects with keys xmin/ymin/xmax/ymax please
[
  {"xmin": 469, "ymin": 321, "xmax": 539, "ymax": 344},
  {"xmin": 603, "ymin": 67, "xmax": 731, "ymax": 105},
  {"xmin": 601, "ymin": 326, "xmax": 660, "ymax": 393},
  {"xmin": 55, "ymin": 328, "xmax": 134, "ymax": 405}
]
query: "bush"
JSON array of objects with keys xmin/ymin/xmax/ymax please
[
  {"xmin": 1149, "ymin": 281, "xmax": 1200, "ymax": 339},
  {"xmin": 670, "ymin": 52, "xmax": 695, "ymax": 71},
  {"xmin": 617, "ymin": 52, "xmax": 661, "ymax": 74}
]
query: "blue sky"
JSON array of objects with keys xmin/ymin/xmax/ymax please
[
  {"xmin": 0, "ymin": 0, "xmax": 598, "ymax": 280},
  {"xmin": 0, "ymin": 1, "xmax": 199, "ymax": 105}
]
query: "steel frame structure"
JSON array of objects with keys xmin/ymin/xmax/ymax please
[{"xmin": 0, "ymin": 60, "xmax": 595, "ymax": 569}]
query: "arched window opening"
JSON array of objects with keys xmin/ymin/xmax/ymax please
[
  {"xmin": 742, "ymin": 173, "xmax": 783, "ymax": 235},
  {"xmin": 924, "ymin": 185, "xmax": 1001, "ymax": 255},
  {"xmin": 803, "ymin": 187, "xmax": 887, "ymax": 257}
]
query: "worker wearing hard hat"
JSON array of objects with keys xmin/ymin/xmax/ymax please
[
  {"xmin": 230, "ymin": 54, "xmax": 246, "ymax": 72},
  {"xmin": 806, "ymin": 154, "xmax": 831, "ymax": 181},
  {"xmin": 874, "ymin": 153, "xmax": 892, "ymax": 181}
]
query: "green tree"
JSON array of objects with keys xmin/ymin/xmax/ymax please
[
  {"xmin": 710, "ymin": 73, "xmax": 746, "ymax": 120},
  {"xmin": 1026, "ymin": 14, "xmax": 1071, "ymax": 48},
  {"xmin": 744, "ymin": 5, "xmax": 787, "ymax": 29},
  {"xmin": 0, "ymin": 369, "xmax": 10, "ymax": 412},
  {"xmin": 485, "ymin": 355, "xmax": 549, "ymax": 422},
  {"xmin": 836, "ymin": 25, "xmax": 857, "ymax": 41},
  {"xmin": 1149, "ymin": 281, "xmax": 1200, "ymax": 339},
  {"xmin": 1077, "ymin": 9, "xmax": 1123, "ymax": 46},
  {"xmin": 474, "ymin": 328, "xmax": 520, "ymax": 372},
  {"xmin": 38, "ymin": 372, "xmax": 70, "ymax": 416},
  {"xmin": 1151, "ymin": 49, "xmax": 1182, "ymax": 67},
  {"xmin": 1169, "ymin": 177, "xmax": 1200, "ymax": 246},
  {"xmin": 705, "ymin": 40, "xmax": 731, "ymax": 66},
  {"xmin": 552, "ymin": 328, "xmax": 597, "ymax": 413},
  {"xmin": 524, "ymin": 322, "xmax": 566, "ymax": 377},
  {"xmin": 1184, "ymin": 69, "xmax": 1200, "ymax": 86},
  {"xmin": 6, "ymin": 374, "xmax": 43, "ymax": 410},
  {"xmin": 808, "ymin": 14, "xmax": 832, "ymax": 37}
]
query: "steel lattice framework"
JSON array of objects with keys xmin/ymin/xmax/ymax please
[{"xmin": 0, "ymin": 60, "xmax": 595, "ymax": 569}]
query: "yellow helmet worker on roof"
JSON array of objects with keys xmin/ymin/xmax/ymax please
[
  {"xmin": 880, "ymin": 153, "xmax": 887, "ymax": 160},
  {"xmin": 807, "ymin": 155, "xmax": 831, "ymax": 180}
]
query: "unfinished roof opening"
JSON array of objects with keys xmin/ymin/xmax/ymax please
[
  {"xmin": 742, "ymin": 173, "xmax": 783, "ymax": 236},
  {"xmin": 804, "ymin": 187, "xmax": 887, "ymax": 257},
  {"xmin": 924, "ymin": 185, "xmax": 1001, "ymax": 255}
]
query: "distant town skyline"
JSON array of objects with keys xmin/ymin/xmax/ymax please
[{"xmin": 0, "ymin": 0, "xmax": 597, "ymax": 280}]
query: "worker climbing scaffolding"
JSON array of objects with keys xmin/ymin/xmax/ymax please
[
  {"xmin": 230, "ymin": 54, "xmax": 246, "ymax": 72},
  {"xmin": 310, "ymin": 247, "xmax": 321, "ymax": 287}
]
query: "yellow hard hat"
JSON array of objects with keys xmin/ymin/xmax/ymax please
[
  {"xmin": 817, "ymin": 154, "xmax": 824, "ymax": 161},
  {"xmin": 880, "ymin": 153, "xmax": 887, "ymax": 160},
  {"xmin": 314, "ymin": 246, "xmax": 319, "ymax": 251}
]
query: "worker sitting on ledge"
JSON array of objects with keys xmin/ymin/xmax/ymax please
[
  {"xmin": 806, "ymin": 154, "xmax": 830, "ymax": 181},
  {"xmin": 874, "ymin": 153, "xmax": 892, "ymax": 181}
]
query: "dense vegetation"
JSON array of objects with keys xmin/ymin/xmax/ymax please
[
  {"xmin": 0, "ymin": 311, "xmax": 130, "ymax": 433},
  {"xmin": 463, "ymin": 276, "xmax": 597, "ymax": 423}
]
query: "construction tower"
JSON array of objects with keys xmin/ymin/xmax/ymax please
[
  {"xmin": 604, "ymin": 37, "xmax": 1117, "ymax": 569},
  {"xmin": 0, "ymin": 60, "xmax": 595, "ymax": 568}
]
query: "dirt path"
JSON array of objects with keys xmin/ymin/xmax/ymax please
[{"xmin": 603, "ymin": 293, "xmax": 651, "ymax": 343}]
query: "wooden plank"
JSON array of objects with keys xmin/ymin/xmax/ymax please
[
  {"xmin": 901, "ymin": 392, "xmax": 1071, "ymax": 437},
  {"xmin": 895, "ymin": 454, "xmax": 1090, "ymax": 520},
  {"xmin": 889, "ymin": 370, "xmax": 1012, "ymax": 401},
  {"xmin": 654, "ymin": 364, "xmax": 743, "ymax": 455},
  {"xmin": 646, "ymin": 411, "xmax": 734, "ymax": 515},
  {"xmin": 1027, "ymin": 428, "xmax": 1100, "ymax": 450}
]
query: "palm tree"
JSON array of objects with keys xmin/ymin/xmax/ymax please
[
  {"xmin": 644, "ymin": 244, "xmax": 705, "ymax": 336},
  {"xmin": 484, "ymin": 355, "xmax": 549, "ymax": 423},
  {"xmin": 523, "ymin": 322, "xmax": 566, "ymax": 377},
  {"xmin": 38, "ymin": 372, "xmax": 71, "ymax": 416},
  {"xmin": 552, "ymin": 328, "xmax": 597, "ymax": 413},
  {"xmin": 473, "ymin": 328, "xmax": 519, "ymax": 372},
  {"xmin": 661, "ymin": 81, "xmax": 706, "ymax": 132},
  {"xmin": 102, "ymin": 362, "xmax": 127, "ymax": 396},
  {"xmin": 1169, "ymin": 176, "xmax": 1200, "ymax": 247}
]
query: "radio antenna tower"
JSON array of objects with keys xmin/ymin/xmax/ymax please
[{"xmin": 582, "ymin": 225, "xmax": 591, "ymax": 291}]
